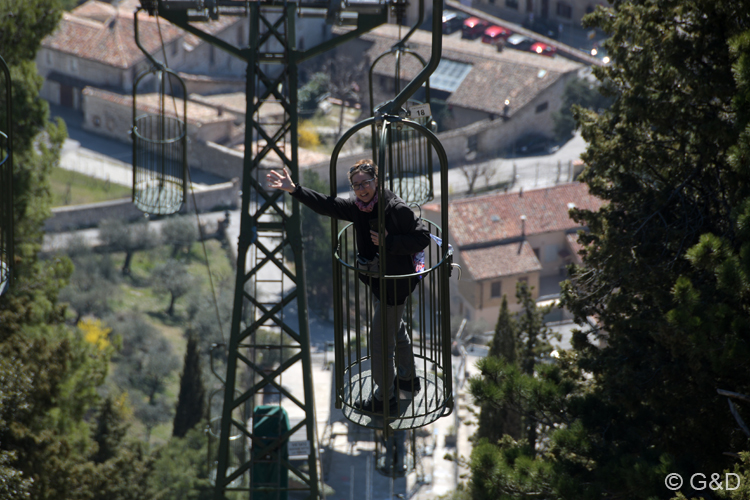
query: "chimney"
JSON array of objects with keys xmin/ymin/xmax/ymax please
[{"xmin": 520, "ymin": 214, "xmax": 526, "ymax": 238}]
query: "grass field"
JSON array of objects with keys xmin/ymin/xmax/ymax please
[{"xmin": 50, "ymin": 167, "xmax": 131, "ymax": 207}]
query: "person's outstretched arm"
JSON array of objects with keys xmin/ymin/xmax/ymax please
[{"xmin": 267, "ymin": 167, "xmax": 354, "ymax": 221}]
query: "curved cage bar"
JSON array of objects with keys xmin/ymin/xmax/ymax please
[
  {"xmin": 131, "ymin": 67, "xmax": 187, "ymax": 215},
  {"xmin": 377, "ymin": 116, "xmax": 434, "ymax": 205},
  {"xmin": 0, "ymin": 55, "xmax": 13, "ymax": 296},
  {"xmin": 329, "ymin": 116, "xmax": 452, "ymax": 432},
  {"xmin": 368, "ymin": 48, "xmax": 435, "ymax": 205},
  {"xmin": 368, "ymin": 47, "xmax": 431, "ymax": 118}
]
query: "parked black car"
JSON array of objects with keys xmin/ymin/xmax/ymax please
[
  {"xmin": 505, "ymin": 34, "xmax": 535, "ymax": 51},
  {"xmin": 442, "ymin": 10, "xmax": 469, "ymax": 34}
]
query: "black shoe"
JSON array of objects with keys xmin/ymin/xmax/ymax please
[
  {"xmin": 354, "ymin": 394, "xmax": 399, "ymax": 414},
  {"xmin": 396, "ymin": 375, "xmax": 421, "ymax": 394}
]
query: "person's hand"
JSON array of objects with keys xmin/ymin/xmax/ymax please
[
  {"xmin": 266, "ymin": 167, "xmax": 295, "ymax": 193},
  {"xmin": 370, "ymin": 228, "xmax": 388, "ymax": 245}
]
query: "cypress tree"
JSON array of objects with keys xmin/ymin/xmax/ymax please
[
  {"xmin": 173, "ymin": 334, "xmax": 206, "ymax": 438},
  {"xmin": 92, "ymin": 396, "xmax": 128, "ymax": 464},
  {"xmin": 475, "ymin": 296, "xmax": 522, "ymax": 443}
]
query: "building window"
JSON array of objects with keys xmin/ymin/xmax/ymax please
[
  {"xmin": 506, "ymin": 0, "xmax": 519, "ymax": 7},
  {"xmin": 535, "ymin": 101, "xmax": 549, "ymax": 113},
  {"xmin": 557, "ymin": 2, "xmax": 572, "ymax": 18},
  {"xmin": 518, "ymin": 276, "xmax": 528, "ymax": 285},
  {"xmin": 544, "ymin": 244, "xmax": 559, "ymax": 263},
  {"xmin": 491, "ymin": 281, "xmax": 502, "ymax": 298},
  {"xmin": 70, "ymin": 58, "xmax": 77, "ymax": 72}
]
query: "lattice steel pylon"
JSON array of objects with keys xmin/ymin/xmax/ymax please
[
  {"xmin": 144, "ymin": 1, "xmax": 388, "ymax": 498},
  {"xmin": 215, "ymin": 5, "xmax": 320, "ymax": 498}
]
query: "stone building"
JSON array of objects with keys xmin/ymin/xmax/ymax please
[
  {"xmin": 424, "ymin": 182, "xmax": 602, "ymax": 323},
  {"xmin": 81, "ymin": 86, "xmax": 238, "ymax": 144},
  {"xmin": 342, "ymin": 24, "xmax": 583, "ymax": 157},
  {"xmin": 37, "ymin": 0, "xmax": 331, "ymax": 109}
]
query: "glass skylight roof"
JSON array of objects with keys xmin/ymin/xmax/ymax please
[{"xmin": 429, "ymin": 59, "xmax": 472, "ymax": 92}]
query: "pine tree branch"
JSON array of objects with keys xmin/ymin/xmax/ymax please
[
  {"xmin": 728, "ymin": 399, "xmax": 750, "ymax": 438},
  {"xmin": 718, "ymin": 389, "xmax": 750, "ymax": 438},
  {"xmin": 717, "ymin": 389, "xmax": 750, "ymax": 404}
]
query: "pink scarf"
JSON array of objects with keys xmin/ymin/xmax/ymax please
[{"xmin": 354, "ymin": 192, "xmax": 378, "ymax": 212}]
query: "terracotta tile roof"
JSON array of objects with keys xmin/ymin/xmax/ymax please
[
  {"xmin": 44, "ymin": 5, "xmax": 183, "ymax": 69},
  {"xmin": 447, "ymin": 182, "xmax": 604, "ymax": 248},
  {"xmin": 362, "ymin": 25, "xmax": 582, "ymax": 116},
  {"xmin": 460, "ymin": 240, "xmax": 541, "ymax": 280}
]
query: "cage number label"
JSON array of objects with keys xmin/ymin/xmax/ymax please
[
  {"xmin": 288, "ymin": 440, "xmax": 311, "ymax": 457},
  {"xmin": 409, "ymin": 104, "xmax": 431, "ymax": 118}
]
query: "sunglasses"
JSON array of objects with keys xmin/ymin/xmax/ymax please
[
  {"xmin": 351, "ymin": 178, "xmax": 376, "ymax": 191},
  {"xmin": 349, "ymin": 163, "xmax": 375, "ymax": 173}
]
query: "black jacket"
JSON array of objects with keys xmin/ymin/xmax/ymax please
[{"xmin": 290, "ymin": 185, "xmax": 430, "ymax": 305}]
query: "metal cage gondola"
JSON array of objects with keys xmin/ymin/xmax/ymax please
[
  {"xmin": 330, "ymin": 115, "xmax": 453, "ymax": 434},
  {"xmin": 131, "ymin": 9, "xmax": 188, "ymax": 215}
]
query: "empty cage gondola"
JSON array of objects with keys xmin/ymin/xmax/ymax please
[{"xmin": 131, "ymin": 8, "xmax": 187, "ymax": 216}]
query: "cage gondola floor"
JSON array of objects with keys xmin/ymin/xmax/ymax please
[
  {"xmin": 133, "ymin": 180, "xmax": 183, "ymax": 215},
  {"xmin": 341, "ymin": 369, "xmax": 448, "ymax": 430}
]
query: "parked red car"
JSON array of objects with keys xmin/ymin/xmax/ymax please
[
  {"xmin": 482, "ymin": 25, "xmax": 512, "ymax": 45},
  {"xmin": 462, "ymin": 17, "xmax": 489, "ymax": 40},
  {"xmin": 530, "ymin": 42, "xmax": 557, "ymax": 57}
]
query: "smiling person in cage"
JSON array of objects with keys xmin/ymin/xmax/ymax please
[{"xmin": 267, "ymin": 160, "xmax": 430, "ymax": 414}]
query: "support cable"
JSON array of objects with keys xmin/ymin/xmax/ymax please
[{"xmin": 153, "ymin": 10, "xmax": 226, "ymax": 342}]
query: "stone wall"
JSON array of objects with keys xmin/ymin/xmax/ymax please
[
  {"xmin": 189, "ymin": 141, "xmax": 245, "ymax": 181},
  {"xmin": 45, "ymin": 178, "xmax": 240, "ymax": 232}
]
